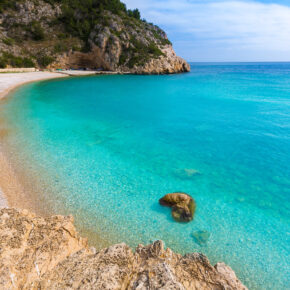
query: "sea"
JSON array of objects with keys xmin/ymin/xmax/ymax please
[{"xmin": 0, "ymin": 63, "xmax": 289, "ymax": 289}]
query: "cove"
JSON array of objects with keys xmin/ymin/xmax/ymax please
[{"xmin": 1, "ymin": 63, "xmax": 290, "ymax": 289}]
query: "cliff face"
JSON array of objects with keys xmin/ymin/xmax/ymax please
[
  {"xmin": 0, "ymin": 0, "xmax": 190, "ymax": 74},
  {"xmin": 0, "ymin": 208, "xmax": 247, "ymax": 289}
]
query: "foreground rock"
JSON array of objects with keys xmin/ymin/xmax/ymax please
[
  {"xmin": 0, "ymin": 208, "xmax": 247, "ymax": 289},
  {"xmin": 159, "ymin": 192, "xmax": 196, "ymax": 222}
]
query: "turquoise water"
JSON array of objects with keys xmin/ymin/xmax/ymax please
[{"xmin": 1, "ymin": 63, "xmax": 290, "ymax": 289}]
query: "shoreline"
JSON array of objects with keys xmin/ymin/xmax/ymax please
[
  {"xmin": 0, "ymin": 71, "xmax": 68, "ymax": 100},
  {"xmin": 0, "ymin": 70, "xmax": 253, "ymax": 289},
  {"xmin": 0, "ymin": 72, "xmax": 68, "ymax": 208}
]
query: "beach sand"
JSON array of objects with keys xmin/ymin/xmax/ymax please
[
  {"xmin": 0, "ymin": 71, "xmax": 67, "ymax": 100},
  {"xmin": 0, "ymin": 72, "xmax": 68, "ymax": 207}
]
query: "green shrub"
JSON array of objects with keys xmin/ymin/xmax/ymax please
[
  {"xmin": 125, "ymin": 38, "xmax": 164, "ymax": 68},
  {"xmin": 0, "ymin": 57, "xmax": 7, "ymax": 68},
  {"xmin": 37, "ymin": 55, "xmax": 55, "ymax": 67},
  {"xmin": 0, "ymin": 0, "xmax": 17, "ymax": 12},
  {"xmin": 127, "ymin": 9, "xmax": 141, "ymax": 20},
  {"xmin": 30, "ymin": 21, "xmax": 45, "ymax": 41},
  {"xmin": 57, "ymin": 32, "xmax": 68, "ymax": 39},
  {"xmin": 147, "ymin": 42, "xmax": 163, "ymax": 56},
  {"xmin": 118, "ymin": 52, "xmax": 127, "ymax": 66},
  {"xmin": 0, "ymin": 52, "xmax": 35, "ymax": 68},
  {"xmin": 151, "ymin": 30, "xmax": 172, "ymax": 46},
  {"xmin": 2, "ymin": 37, "xmax": 14, "ymax": 46},
  {"xmin": 22, "ymin": 57, "xmax": 35, "ymax": 67},
  {"xmin": 72, "ymin": 44, "xmax": 81, "ymax": 52},
  {"xmin": 128, "ymin": 55, "xmax": 140, "ymax": 68},
  {"xmin": 54, "ymin": 42, "xmax": 69, "ymax": 53}
]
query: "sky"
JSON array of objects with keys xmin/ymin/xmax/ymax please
[{"xmin": 122, "ymin": 0, "xmax": 290, "ymax": 62}]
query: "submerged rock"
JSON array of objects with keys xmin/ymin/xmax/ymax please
[
  {"xmin": 159, "ymin": 192, "xmax": 196, "ymax": 222},
  {"xmin": 0, "ymin": 208, "xmax": 247, "ymax": 289},
  {"xmin": 192, "ymin": 230, "xmax": 211, "ymax": 246},
  {"xmin": 174, "ymin": 168, "xmax": 201, "ymax": 180}
]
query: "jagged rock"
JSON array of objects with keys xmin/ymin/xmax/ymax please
[
  {"xmin": 159, "ymin": 192, "xmax": 196, "ymax": 222},
  {"xmin": 192, "ymin": 230, "xmax": 211, "ymax": 246},
  {"xmin": 0, "ymin": 208, "xmax": 247, "ymax": 289},
  {"xmin": 0, "ymin": 208, "xmax": 88, "ymax": 289}
]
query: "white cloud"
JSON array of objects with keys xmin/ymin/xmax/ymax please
[{"xmin": 122, "ymin": 0, "xmax": 290, "ymax": 61}]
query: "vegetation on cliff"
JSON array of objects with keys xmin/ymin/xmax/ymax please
[{"xmin": 0, "ymin": 0, "xmax": 189, "ymax": 73}]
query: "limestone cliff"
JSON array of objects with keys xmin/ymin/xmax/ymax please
[
  {"xmin": 0, "ymin": 208, "xmax": 247, "ymax": 289},
  {"xmin": 0, "ymin": 0, "xmax": 190, "ymax": 74}
]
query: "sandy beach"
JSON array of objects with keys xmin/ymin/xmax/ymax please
[
  {"xmin": 0, "ymin": 72, "xmax": 68, "ymax": 208},
  {"xmin": 0, "ymin": 71, "xmax": 67, "ymax": 100}
]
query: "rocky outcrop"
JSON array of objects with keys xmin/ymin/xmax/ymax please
[
  {"xmin": 132, "ymin": 46, "xmax": 190, "ymax": 74},
  {"xmin": 0, "ymin": 208, "xmax": 247, "ymax": 289},
  {"xmin": 46, "ymin": 10, "xmax": 190, "ymax": 74},
  {"xmin": 0, "ymin": 208, "xmax": 87, "ymax": 288},
  {"xmin": 159, "ymin": 192, "xmax": 196, "ymax": 222},
  {"xmin": 51, "ymin": 44, "xmax": 190, "ymax": 74},
  {"xmin": 0, "ymin": 0, "xmax": 190, "ymax": 74}
]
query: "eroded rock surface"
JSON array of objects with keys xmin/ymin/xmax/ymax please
[{"xmin": 0, "ymin": 208, "xmax": 247, "ymax": 289}]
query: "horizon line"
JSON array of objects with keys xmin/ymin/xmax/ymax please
[{"xmin": 188, "ymin": 61, "xmax": 290, "ymax": 64}]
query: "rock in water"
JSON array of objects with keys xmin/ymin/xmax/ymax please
[
  {"xmin": 174, "ymin": 168, "xmax": 201, "ymax": 180},
  {"xmin": 192, "ymin": 230, "xmax": 211, "ymax": 246},
  {"xmin": 159, "ymin": 192, "xmax": 196, "ymax": 222}
]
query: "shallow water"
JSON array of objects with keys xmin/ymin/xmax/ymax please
[{"xmin": 1, "ymin": 63, "xmax": 290, "ymax": 289}]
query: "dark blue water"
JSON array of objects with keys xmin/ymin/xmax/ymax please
[{"xmin": 1, "ymin": 63, "xmax": 290, "ymax": 289}]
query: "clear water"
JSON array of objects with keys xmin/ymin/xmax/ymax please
[{"xmin": 1, "ymin": 63, "xmax": 290, "ymax": 289}]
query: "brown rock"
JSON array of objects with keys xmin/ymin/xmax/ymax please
[
  {"xmin": 132, "ymin": 45, "xmax": 190, "ymax": 74},
  {"xmin": 0, "ymin": 208, "xmax": 247, "ymax": 289},
  {"xmin": 159, "ymin": 192, "xmax": 196, "ymax": 222},
  {"xmin": 0, "ymin": 208, "xmax": 87, "ymax": 289}
]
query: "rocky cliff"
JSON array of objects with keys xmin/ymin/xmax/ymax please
[
  {"xmin": 0, "ymin": 0, "xmax": 190, "ymax": 74},
  {"xmin": 0, "ymin": 208, "xmax": 247, "ymax": 289}
]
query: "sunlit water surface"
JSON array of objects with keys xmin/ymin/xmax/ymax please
[{"xmin": 1, "ymin": 63, "xmax": 290, "ymax": 289}]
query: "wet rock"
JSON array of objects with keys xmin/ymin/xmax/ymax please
[
  {"xmin": 192, "ymin": 230, "xmax": 210, "ymax": 246},
  {"xmin": 159, "ymin": 192, "xmax": 196, "ymax": 222}
]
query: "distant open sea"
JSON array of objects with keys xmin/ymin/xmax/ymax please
[{"xmin": 0, "ymin": 63, "xmax": 289, "ymax": 289}]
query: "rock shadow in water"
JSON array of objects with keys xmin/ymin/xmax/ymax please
[
  {"xmin": 192, "ymin": 230, "xmax": 210, "ymax": 246},
  {"xmin": 173, "ymin": 168, "xmax": 201, "ymax": 180}
]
